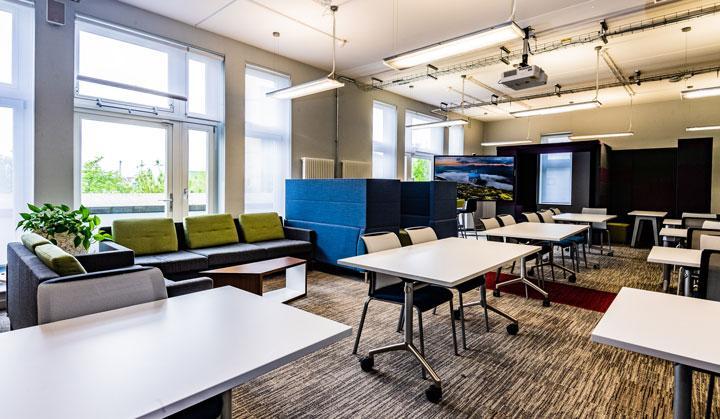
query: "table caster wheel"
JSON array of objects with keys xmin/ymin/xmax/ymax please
[
  {"xmin": 568, "ymin": 274, "xmax": 576, "ymax": 283},
  {"xmin": 452, "ymin": 309, "xmax": 461, "ymax": 320},
  {"xmin": 607, "ymin": 251, "xmax": 614, "ymax": 257},
  {"xmin": 542, "ymin": 299, "xmax": 551, "ymax": 307},
  {"xmin": 506, "ymin": 323, "xmax": 519, "ymax": 335},
  {"xmin": 593, "ymin": 264, "xmax": 600, "ymax": 270},
  {"xmin": 360, "ymin": 356, "xmax": 374, "ymax": 372},
  {"xmin": 425, "ymin": 384, "xmax": 442, "ymax": 403},
  {"xmin": 493, "ymin": 289, "xmax": 501, "ymax": 297}
]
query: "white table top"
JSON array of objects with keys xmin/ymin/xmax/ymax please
[
  {"xmin": 682, "ymin": 212, "xmax": 717, "ymax": 219},
  {"xmin": 663, "ymin": 218, "xmax": 682, "ymax": 226},
  {"xmin": 553, "ymin": 213, "xmax": 617, "ymax": 224},
  {"xmin": 628, "ymin": 210, "xmax": 668, "ymax": 218},
  {"xmin": 647, "ymin": 246, "xmax": 701, "ymax": 268},
  {"xmin": 0, "ymin": 287, "xmax": 351, "ymax": 419},
  {"xmin": 477, "ymin": 222, "xmax": 588, "ymax": 242},
  {"xmin": 338, "ymin": 237, "xmax": 540, "ymax": 288},
  {"xmin": 591, "ymin": 287, "xmax": 720, "ymax": 373},
  {"xmin": 659, "ymin": 227, "xmax": 687, "ymax": 239}
]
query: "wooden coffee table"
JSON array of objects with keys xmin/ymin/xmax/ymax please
[{"xmin": 201, "ymin": 257, "xmax": 307, "ymax": 303}]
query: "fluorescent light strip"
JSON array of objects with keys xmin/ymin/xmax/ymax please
[
  {"xmin": 681, "ymin": 86, "xmax": 720, "ymax": 99},
  {"xmin": 569, "ymin": 132, "xmax": 634, "ymax": 140},
  {"xmin": 406, "ymin": 119, "xmax": 469, "ymax": 130},
  {"xmin": 267, "ymin": 77, "xmax": 344, "ymax": 99},
  {"xmin": 383, "ymin": 21, "xmax": 524, "ymax": 70},
  {"xmin": 510, "ymin": 100, "xmax": 601, "ymax": 118},
  {"xmin": 686, "ymin": 125, "xmax": 720, "ymax": 132},
  {"xmin": 481, "ymin": 140, "xmax": 532, "ymax": 146}
]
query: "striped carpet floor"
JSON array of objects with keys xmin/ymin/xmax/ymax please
[{"xmin": 232, "ymin": 245, "xmax": 718, "ymax": 418}]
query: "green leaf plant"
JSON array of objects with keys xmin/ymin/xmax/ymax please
[{"xmin": 16, "ymin": 203, "xmax": 112, "ymax": 250}]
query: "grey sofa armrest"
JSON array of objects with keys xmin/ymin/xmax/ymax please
[
  {"xmin": 75, "ymin": 241, "xmax": 135, "ymax": 273},
  {"xmin": 165, "ymin": 277, "xmax": 213, "ymax": 298},
  {"xmin": 283, "ymin": 226, "xmax": 313, "ymax": 243}
]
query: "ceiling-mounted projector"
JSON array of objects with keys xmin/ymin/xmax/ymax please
[{"xmin": 499, "ymin": 65, "xmax": 548, "ymax": 90}]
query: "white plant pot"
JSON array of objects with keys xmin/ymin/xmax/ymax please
[{"xmin": 36, "ymin": 231, "xmax": 88, "ymax": 255}]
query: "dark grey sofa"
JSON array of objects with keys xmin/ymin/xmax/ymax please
[
  {"xmin": 101, "ymin": 219, "xmax": 314, "ymax": 280},
  {"xmin": 6, "ymin": 242, "xmax": 213, "ymax": 330}
]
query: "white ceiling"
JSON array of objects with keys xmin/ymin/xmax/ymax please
[{"xmin": 119, "ymin": 0, "xmax": 720, "ymax": 121}]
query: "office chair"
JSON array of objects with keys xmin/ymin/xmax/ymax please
[
  {"xmin": 404, "ymin": 226, "xmax": 439, "ymax": 244},
  {"xmin": 549, "ymin": 208, "xmax": 562, "ymax": 215},
  {"xmin": 457, "ymin": 198, "xmax": 478, "ymax": 238},
  {"xmin": 37, "ymin": 268, "xmax": 223, "ymax": 419},
  {"xmin": 522, "ymin": 212, "xmax": 542, "ymax": 223},
  {"xmin": 583, "ymin": 207, "xmax": 612, "ymax": 256},
  {"xmin": 538, "ymin": 210, "xmax": 586, "ymax": 274},
  {"xmin": 513, "ymin": 213, "xmax": 556, "ymax": 282},
  {"xmin": 496, "ymin": 214, "xmax": 516, "ymax": 227},
  {"xmin": 696, "ymin": 249, "xmax": 720, "ymax": 419},
  {"xmin": 353, "ymin": 232, "xmax": 458, "ymax": 366}
]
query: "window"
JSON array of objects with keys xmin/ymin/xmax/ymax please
[
  {"xmin": 0, "ymin": 0, "xmax": 33, "ymax": 266},
  {"xmin": 405, "ymin": 111, "xmax": 444, "ymax": 181},
  {"xmin": 372, "ymin": 101, "xmax": 397, "ymax": 179},
  {"xmin": 538, "ymin": 133, "xmax": 572, "ymax": 205},
  {"xmin": 449, "ymin": 125, "xmax": 464, "ymax": 155},
  {"xmin": 244, "ymin": 66, "xmax": 291, "ymax": 215},
  {"xmin": 74, "ymin": 19, "xmax": 224, "ymax": 224}
]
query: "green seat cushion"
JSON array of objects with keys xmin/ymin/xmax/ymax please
[
  {"xmin": 21, "ymin": 232, "xmax": 51, "ymax": 252},
  {"xmin": 35, "ymin": 243, "xmax": 87, "ymax": 276},
  {"xmin": 184, "ymin": 214, "xmax": 239, "ymax": 249},
  {"xmin": 240, "ymin": 212, "xmax": 285, "ymax": 244},
  {"xmin": 112, "ymin": 218, "xmax": 179, "ymax": 256}
]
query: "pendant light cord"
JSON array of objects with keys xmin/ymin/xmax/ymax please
[
  {"xmin": 509, "ymin": 0, "xmax": 517, "ymax": 21},
  {"xmin": 594, "ymin": 46, "xmax": 601, "ymax": 101},
  {"xmin": 329, "ymin": 5, "xmax": 338, "ymax": 78}
]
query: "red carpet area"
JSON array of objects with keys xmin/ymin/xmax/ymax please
[{"xmin": 485, "ymin": 272, "xmax": 617, "ymax": 313}]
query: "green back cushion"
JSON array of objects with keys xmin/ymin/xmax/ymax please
[
  {"xmin": 184, "ymin": 214, "xmax": 239, "ymax": 249},
  {"xmin": 21, "ymin": 232, "xmax": 51, "ymax": 252},
  {"xmin": 35, "ymin": 243, "xmax": 87, "ymax": 276},
  {"xmin": 112, "ymin": 218, "xmax": 178, "ymax": 256},
  {"xmin": 240, "ymin": 212, "xmax": 285, "ymax": 243}
]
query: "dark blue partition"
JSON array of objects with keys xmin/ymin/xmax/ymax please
[
  {"xmin": 285, "ymin": 179, "xmax": 401, "ymax": 267},
  {"xmin": 400, "ymin": 181, "xmax": 458, "ymax": 239}
]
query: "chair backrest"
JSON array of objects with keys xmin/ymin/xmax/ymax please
[
  {"xmin": 703, "ymin": 220, "xmax": 720, "ymax": 230},
  {"xmin": 496, "ymin": 214, "xmax": 516, "ymax": 226},
  {"xmin": 478, "ymin": 218, "xmax": 501, "ymax": 231},
  {"xmin": 687, "ymin": 228, "xmax": 720, "ymax": 250},
  {"xmin": 699, "ymin": 250, "xmax": 720, "ymax": 301},
  {"xmin": 582, "ymin": 207, "xmax": 608, "ymax": 229},
  {"xmin": 701, "ymin": 235, "xmax": 720, "ymax": 251},
  {"xmin": 683, "ymin": 216, "xmax": 715, "ymax": 229},
  {"xmin": 523, "ymin": 212, "xmax": 541, "ymax": 223},
  {"xmin": 404, "ymin": 227, "xmax": 438, "ymax": 245},
  {"xmin": 360, "ymin": 232, "xmax": 402, "ymax": 290},
  {"xmin": 550, "ymin": 208, "xmax": 561, "ymax": 215},
  {"xmin": 538, "ymin": 211, "xmax": 555, "ymax": 223},
  {"xmin": 37, "ymin": 267, "xmax": 168, "ymax": 325},
  {"xmin": 463, "ymin": 198, "xmax": 478, "ymax": 213}
]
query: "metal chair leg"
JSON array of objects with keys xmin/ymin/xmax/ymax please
[
  {"xmin": 449, "ymin": 300, "xmax": 458, "ymax": 356},
  {"xmin": 397, "ymin": 305, "xmax": 404, "ymax": 332},
  {"xmin": 352, "ymin": 297, "xmax": 371, "ymax": 355},
  {"xmin": 583, "ymin": 243, "xmax": 588, "ymax": 268},
  {"xmin": 480, "ymin": 284, "xmax": 490, "ymax": 332},
  {"xmin": 416, "ymin": 307, "xmax": 426, "ymax": 379},
  {"xmin": 458, "ymin": 292, "xmax": 467, "ymax": 350}
]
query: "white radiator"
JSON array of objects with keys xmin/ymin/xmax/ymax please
[
  {"xmin": 301, "ymin": 157, "xmax": 335, "ymax": 179},
  {"xmin": 341, "ymin": 160, "xmax": 372, "ymax": 179}
]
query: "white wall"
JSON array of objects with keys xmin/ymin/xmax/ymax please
[{"xmin": 482, "ymin": 97, "xmax": 720, "ymax": 211}]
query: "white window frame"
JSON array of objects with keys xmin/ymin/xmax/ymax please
[
  {"xmin": 404, "ymin": 110, "xmax": 444, "ymax": 180},
  {"xmin": 372, "ymin": 100, "xmax": 397, "ymax": 179}
]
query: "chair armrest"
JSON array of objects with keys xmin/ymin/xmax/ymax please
[
  {"xmin": 283, "ymin": 226, "xmax": 313, "ymax": 243},
  {"xmin": 75, "ymin": 241, "xmax": 135, "ymax": 273},
  {"xmin": 165, "ymin": 277, "xmax": 213, "ymax": 298}
]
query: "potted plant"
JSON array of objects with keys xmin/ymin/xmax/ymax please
[{"xmin": 16, "ymin": 203, "xmax": 112, "ymax": 255}]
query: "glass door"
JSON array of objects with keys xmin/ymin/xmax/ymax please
[
  {"xmin": 76, "ymin": 113, "xmax": 173, "ymax": 226},
  {"xmin": 0, "ymin": 104, "xmax": 16, "ymax": 265},
  {"xmin": 183, "ymin": 124, "xmax": 216, "ymax": 216}
]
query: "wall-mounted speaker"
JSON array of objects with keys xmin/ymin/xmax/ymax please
[{"xmin": 46, "ymin": 0, "xmax": 65, "ymax": 26}]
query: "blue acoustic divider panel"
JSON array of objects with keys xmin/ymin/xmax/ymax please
[
  {"xmin": 285, "ymin": 179, "xmax": 401, "ymax": 267},
  {"xmin": 400, "ymin": 181, "xmax": 458, "ymax": 239}
]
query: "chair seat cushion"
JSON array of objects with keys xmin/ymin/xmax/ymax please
[
  {"xmin": 135, "ymin": 251, "xmax": 208, "ymax": 274},
  {"xmin": 455, "ymin": 275, "xmax": 485, "ymax": 294},
  {"xmin": 187, "ymin": 243, "xmax": 267, "ymax": 268},
  {"xmin": 253, "ymin": 239, "xmax": 312, "ymax": 259},
  {"xmin": 373, "ymin": 283, "xmax": 453, "ymax": 312}
]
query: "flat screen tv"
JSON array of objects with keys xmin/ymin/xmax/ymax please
[{"xmin": 433, "ymin": 155, "xmax": 516, "ymax": 201}]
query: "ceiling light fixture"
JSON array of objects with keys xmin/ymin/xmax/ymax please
[
  {"xmin": 510, "ymin": 100, "xmax": 601, "ymax": 117},
  {"xmin": 383, "ymin": 21, "xmax": 524, "ymax": 70},
  {"xmin": 481, "ymin": 140, "xmax": 532, "ymax": 146},
  {"xmin": 407, "ymin": 119, "xmax": 469, "ymax": 130},
  {"xmin": 686, "ymin": 125, "xmax": 720, "ymax": 132},
  {"xmin": 569, "ymin": 132, "xmax": 634, "ymax": 140},
  {"xmin": 267, "ymin": 5, "xmax": 344, "ymax": 99},
  {"xmin": 681, "ymin": 86, "xmax": 720, "ymax": 99}
]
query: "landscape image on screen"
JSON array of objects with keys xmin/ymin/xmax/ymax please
[{"xmin": 434, "ymin": 156, "xmax": 515, "ymax": 201}]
